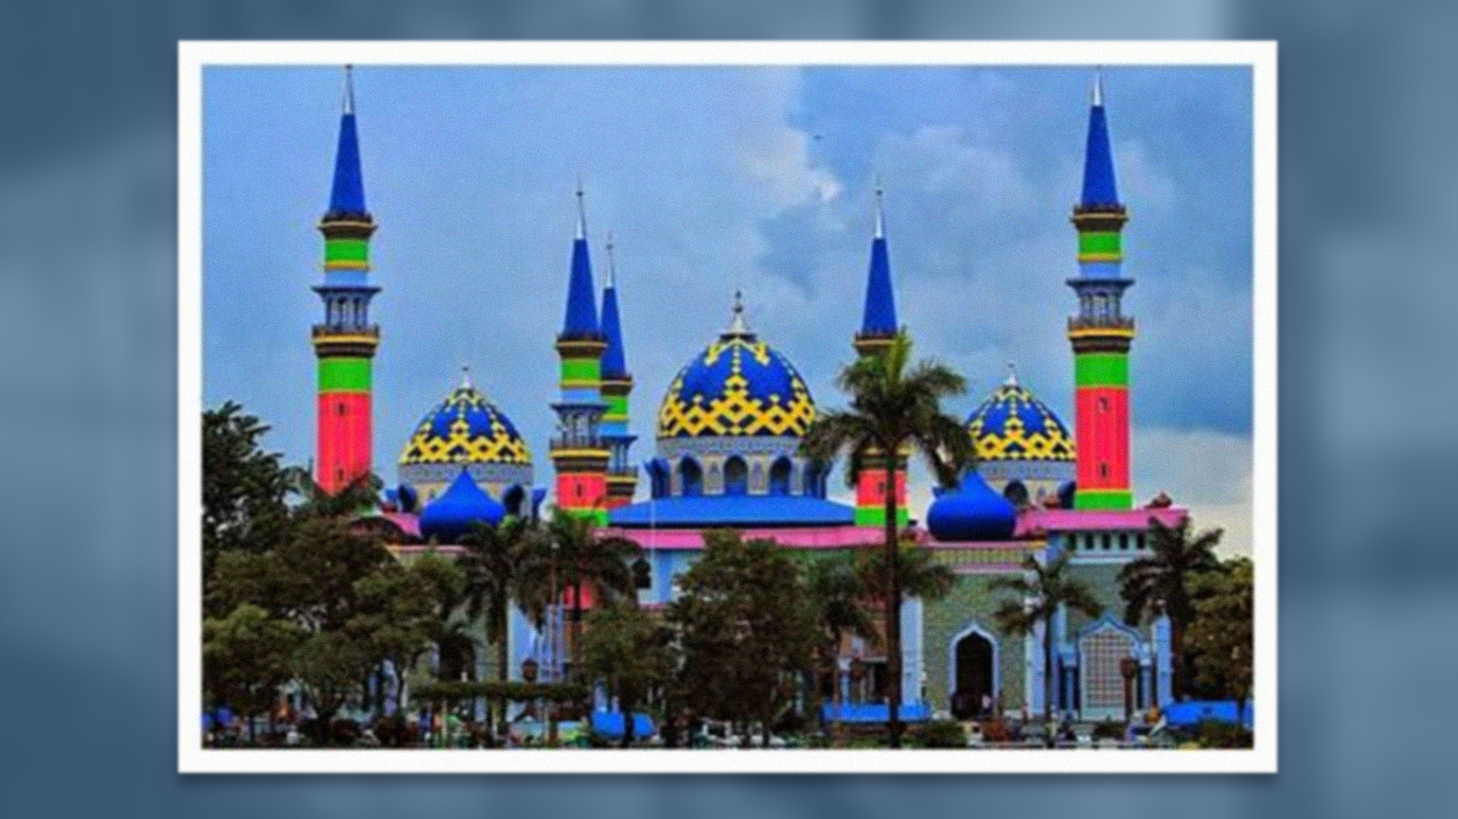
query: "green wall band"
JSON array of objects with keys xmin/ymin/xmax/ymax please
[
  {"xmin": 855, "ymin": 506, "xmax": 909, "ymax": 527},
  {"xmin": 605, "ymin": 395, "xmax": 628, "ymax": 417},
  {"xmin": 1074, "ymin": 490, "xmax": 1133, "ymax": 510},
  {"xmin": 318, "ymin": 357, "xmax": 372, "ymax": 391},
  {"xmin": 1074, "ymin": 353, "xmax": 1129, "ymax": 387},
  {"xmin": 560, "ymin": 358, "xmax": 600, "ymax": 382},
  {"xmin": 1078, "ymin": 231, "xmax": 1122, "ymax": 256},
  {"xmin": 325, "ymin": 238, "xmax": 370, "ymax": 263}
]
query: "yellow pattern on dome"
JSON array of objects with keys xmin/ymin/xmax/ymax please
[
  {"xmin": 966, "ymin": 381, "xmax": 1076, "ymax": 462},
  {"xmin": 657, "ymin": 337, "xmax": 816, "ymax": 438},
  {"xmin": 399, "ymin": 386, "xmax": 533, "ymax": 466}
]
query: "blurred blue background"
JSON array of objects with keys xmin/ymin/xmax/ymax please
[{"xmin": 0, "ymin": 0, "xmax": 1445, "ymax": 816}]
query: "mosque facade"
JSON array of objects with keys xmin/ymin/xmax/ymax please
[{"xmin": 308, "ymin": 69, "xmax": 1183, "ymax": 722}]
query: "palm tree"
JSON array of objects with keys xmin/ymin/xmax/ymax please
[
  {"xmin": 798, "ymin": 550, "xmax": 877, "ymax": 738},
  {"xmin": 285, "ymin": 466, "xmax": 382, "ymax": 520},
  {"xmin": 539, "ymin": 508, "xmax": 640, "ymax": 682},
  {"xmin": 1118, "ymin": 516, "xmax": 1223, "ymax": 700},
  {"xmin": 457, "ymin": 516, "xmax": 537, "ymax": 730},
  {"xmin": 799, "ymin": 330, "xmax": 973, "ymax": 747},
  {"xmin": 990, "ymin": 550, "xmax": 1102, "ymax": 725}
]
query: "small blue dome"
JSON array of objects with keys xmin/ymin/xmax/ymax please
[
  {"xmin": 418, "ymin": 469, "xmax": 504, "ymax": 543},
  {"xmin": 926, "ymin": 471, "xmax": 1018, "ymax": 542}
]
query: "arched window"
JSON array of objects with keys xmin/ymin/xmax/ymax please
[
  {"xmin": 768, "ymin": 458, "xmax": 792, "ymax": 496},
  {"xmin": 803, "ymin": 461, "xmax": 821, "ymax": 498},
  {"xmin": 680, "ymin": 457, "xmax": 703, "ymax": 498},
  {"xmin": 503, "ymin": 485, "xmax": 526, "ymax": 518},
  {"xmin": 1003, "ymin": 480, "xmax": 1029, "ymax": 507},
  {"xmin": 648, "ymin": 460, "xmax": 669, "ymax": 499},
  {"xmin": 724, "ymin": 456, "xmax": 747, "ymax": 495}
]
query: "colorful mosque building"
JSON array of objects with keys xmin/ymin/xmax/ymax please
[{"xmin": 314, "ymin": 69, "xmax": 1186, "ymax": 722}]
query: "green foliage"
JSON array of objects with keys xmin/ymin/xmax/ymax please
[
  {"xmin": 666, "ymin": 531, "xmax": 818, "ymax": 733},
  {"xmin": 583, "ymin": 601, "xmax": 675, "ymax": 746},
  {"xmin": 1118, "ymin": 517, "xmax": 1223, "ymax": 698},
  {"xmin": 989, "ymin": 551, "xmax": 1103, "ymax": 721},
  {"xmin": 910, "ymin": 720, "xmax": 967, "ymax": 748},
  {"xmin": 203, "ymin": 603, "xmax": 302, "ymax": 727},
  {"xmin": 1184, "ymin": 557, "xmax": 1253, "ymax": 710},
  {"xmin": 539, "ymin": 508, "xmax": 641, "ymax": 675},
  {"xmin": 202, "ymin": 402, "xmax": 291, "ymax": 606},
  {"xmin": 1193, "ymin": 719, "xmax": 1253, "ymax": 749}
]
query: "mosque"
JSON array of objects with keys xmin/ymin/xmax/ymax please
[{"xmin": 304, "ymin": 68, "xmax": 1185, "ymax": 723}]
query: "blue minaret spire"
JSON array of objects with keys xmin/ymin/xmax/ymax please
[
  {"xmin": 1079, "ymin": 69, "xmax": 1120, "ymax": 209},
  {"xmin": 327, "ymin": 65, "xmax": 367, "ymax": 219},
  {"xmin": 560, "ymin": 179, "xmax": 602, "ymax": 340},
  {"xmin": 600, "ymin": 233, "xmax": 628, "ymax": 379},
  {"xmin": 854, "ymin": 179, "xmax": 899, "ymax": 356},
  {"xmin": 598, "ymin": 232, "xmax": 638, "ymax": 508}
]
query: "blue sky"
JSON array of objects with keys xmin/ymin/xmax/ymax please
[{"xmin": 202, "ymin": 64, "xmax": 1254, "ymax": 551}]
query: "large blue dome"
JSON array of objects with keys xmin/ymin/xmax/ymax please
[
  {"xmin": 926, "ymin": 471, "xmax": 1018, "ymax": 542},
  {"xmin": 656, "ymin": 302, "xmax": 815, "ymax": 439},
  {"xmin": 418, "ymin": 468, "xmax": 505, "ymax": 543}
]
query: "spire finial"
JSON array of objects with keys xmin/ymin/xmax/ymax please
[
  {"xmin": 873, "ymin": 175, "xmax": 885, "ymax": 239},
  {"xmin": 1092, "ymin": 66, "xmax": 1104, "ymax": 108},
  {"xmin": 724, "ymin": 289, "xmax": 751, "ymax": 337},
  {"xmin": 605, "ymin": 230, "xmax": 617, "ymax": 287},
  {"xmin": 574, "ymin": 176, "xmax": 586, "ymax": 241},
  {"xmin": 461, "ymin": 363, "xmax": 472, "ymax": 390},
  {"xmin": 1004, "ymin": 361, "xmax": 1019, "ymax": 387},
  {"xmin": 343, "ymin": 64, "xmax": 355, "ymax": 115}
]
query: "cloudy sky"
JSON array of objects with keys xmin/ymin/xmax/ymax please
[{"xmin": 201, "ymin": 63, "xmax": 1253, "ymax": 554}]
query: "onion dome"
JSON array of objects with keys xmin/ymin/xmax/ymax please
[
  {"xmin": 656, "ymin": 292, "xmax": 816, "ymax": 439},
  {"xmin": 966, "ymin": 367, "xmax": 1075, "ymax": 462},
  {"xmin": 400, "ymin": 372, "xmax": 532, "ymax": 468},
  {"xmin": 418, "ymin": 468, "xmax": 504, "ymax": 543},
  {"xmin": 925, "ymin": 471, "xmax": 1018, "ymax": 542}
]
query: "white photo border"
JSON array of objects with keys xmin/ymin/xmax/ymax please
[{"xmin": 179, "ymin": 39, "xmax": 1277, "ymax": 775}]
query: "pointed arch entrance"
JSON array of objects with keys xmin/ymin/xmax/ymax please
[{"xmin": 948, "ymin": 622, "xmax": 999, "ymax": 719}]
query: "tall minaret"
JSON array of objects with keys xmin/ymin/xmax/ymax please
[
  {"xmin": 852, "ymin": 183, "xmax": 908, "ymax": 527},
  {"xmin": 598, "ymin": 233, "xmax": 638, "ymax": 510},
  {"xmin": 1067, "ymin": 71, "xmax": 1134, "ymax": 510},
  {"xmin": 312, "ymin": 66, "xmax": 380, "ymax": 494},
  {"xmin": 550, "ymin": 184, "xmax": 610, "ymax": 523}
]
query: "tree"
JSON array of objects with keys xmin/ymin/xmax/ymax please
[
  {"xmin": 457, "ymin": 516, "xmax": 539, "ymax": 729},
  {"xmin": 582, "ymin": 601, "xmax": 675, "ymax": 747},
  {"xmin": 989, "ymin": 551, "xmax": 1103, "ymax": 724},
  {"xmin": 202, "ymin": 403, "xmax": 291, "ymax": 607},
  {"xmin": 209, "ymin": 515, "xmax": 438, "ymax": 743},
  {"xmin": 799, "ymin": 331, "xmax": 973, "ymax": 747},
  {"xmin": 1184, "ymin": 557, "xmax": 1253, "ymax": 724},
  {"xmin": 539, "ymin": 508, "xmax": 640, "ymax": 679},
  {"xmin": 202, "ymin": 603, "xmax": 302, "ymax": 743},
  {"xmin": 797, "ymin": 549, "xmax": 876, "ymax": 737},
  {"xmin": 1118, "ymin": 517, "xmax": 1223, "ymax": 699},
  {"xmin": 667, "ymin": 531, "xmax": 818, "ymax": 747},
  {"xmin": 285, "ymin": 466, "xmax": 383, "ymax": 521}
]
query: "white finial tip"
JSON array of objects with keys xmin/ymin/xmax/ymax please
[
  {"xmin": 461, "ymin": 364, "xmax": 472, "ymax": 389},
  {"xmin": 873, "ymin": 179, "xmax": 886, "ymax": 239},
  {"xmin": 1092, "ymin": 67, "xmax": 1104, "ymax": 108},
  {"xmin": 605, "ymin": 231, "xmax": 617, "ymax": 286},
  {"xmin": 574, "ymin": 179, "xmax": 586, "ymax": 241},
  {"xmin": 1004, "ymin": 362, "xmax": 1019, "ymax": 387},
  {"xmin": 342, "ymin": 65, "xmax": 356, "ymax": 115},
  {"xmin": 725, "ymin": 290, "xmax": 751, "ymax": 336}
]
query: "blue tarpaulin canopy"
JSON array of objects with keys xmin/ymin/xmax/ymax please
[{"xmin": 590, "ymin": 711, "xmax": 655, "ymax": 738}]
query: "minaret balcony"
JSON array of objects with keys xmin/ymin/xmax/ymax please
[
  {"xmin": 606, "ymin": 465, "xmax": 640, "ymax": 480},
  {"xmin": 550, "ymin": 434, "xmax": 607, "ymax": 452},
  {"xmin": 1067, "ymin": 316, "xmax": 1134, "ymax": 333},
  {"xmin": 313, "ymin": 324, "xmax": 380, "ymax": 339}
]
